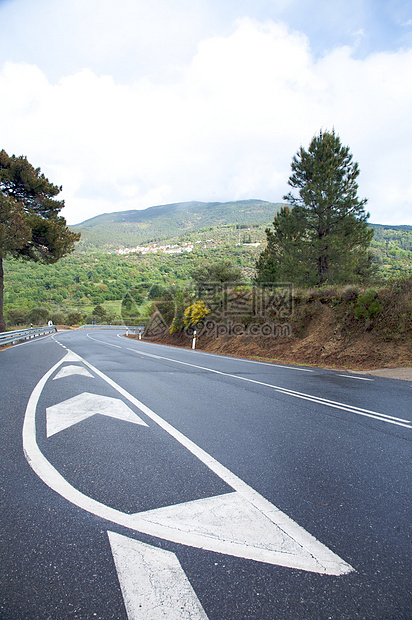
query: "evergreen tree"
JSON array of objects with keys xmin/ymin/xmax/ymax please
[
  {"xmin": 256, "ymin": 130, "xmax": 374, "ymax": 286},
  {"xmin": 0, "ymin": 149, "xmax": 80, "ymax": 331},
  {"xmin": 191, "ymin": 259, "xmax": 242, "ymax": 285}
]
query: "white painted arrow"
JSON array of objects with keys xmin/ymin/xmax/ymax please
[
  {"xmin": 53, "ymin": 365, "xmax": 94, "ymax": 380},
  {"xmin": 46, "ymin": 392, "xmax": 148, "ymax": 437},
  {"xmin": 108, "ymin": 531, "xmax": 208, "ymax": 620}
]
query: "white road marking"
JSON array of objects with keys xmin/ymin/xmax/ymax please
[
  {"xmin": 195, "ymin": 350, "xmax": 314, "ymax": 372},
  {"xmin": 62, "ymin": 350, "xmax": 83, "ymax": 362},
  {"xmin": 131, "ymin": 491, "xmax": 342, "ymax": 573},
  {"xmin": 87, "ymin": 333, "xmax": 122, "ymax": 348},
  {"xmin": 119, "ymin": 334, "xmax": 313, "ymax": 372},
  {"xmin": 53, "ymin": 365, "xmax": 94, "ymax": 379},
  {"xmin": 46, "ymin": 392, "xmax": 148, "ymax": 437},
  {"xmin": 124, "ymin": 347, "xmax": 411, "ymax": 429},
  {"xmin": 338, "ymin": 374, "xmax": 374, "ymax": 382},
  {"xmin": 23, "ymin": 350, "xmax": 354, "ymax": 575},
  {"xmin": 108, "ymin": 532, "xmax": 208, "ymax": 620}
]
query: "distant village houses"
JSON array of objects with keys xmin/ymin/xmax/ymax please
[{"xmin": 116, "ymin": 243, "xmax": 194, "ymax": 256}]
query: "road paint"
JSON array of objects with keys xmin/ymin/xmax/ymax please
[
  {"xmin": 196, "ymin": 350, "xmax": 313, "ymax": 372},
  {"xmin": 87, "ymin": 333, "xmax": 123, "ymax": 348},
  {"xmin": 108, "ymin": 532, "xmax": 208, "ymax": 620},
  {"xmin": 23, "ymin": 350, "xmax": 354, "ymax": 575},
  {"xmin": 53, "ymin": 365, "xmax": 94, "ymax": 379},
  {"xmin": 46, "ymin": 392, "xmax": 148, "ymax": 437},
  {"xmin": 124, "ymin": 346, "xmax": 411, "ymax": 429},
  {"xmin": 130, "ymin": 491, "xmax": 341, "ymax": 573},
  {"xmin": 62, "ymin": 350, "xmax": 83, "ymax": 362},
  {"xmin": 120, "ymin": 336, "xmax": 313, "ymax": 373},
  {"xmin": 338, "ymin": 374, "xmax": 374, "ymax": 382}
]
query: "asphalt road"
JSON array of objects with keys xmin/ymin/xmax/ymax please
[{"xmin": 1, "ymin": 329, "xmax": 411, "ymax": 619}]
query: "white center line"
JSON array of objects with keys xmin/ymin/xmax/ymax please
[
  {"xmin": 87, "ymin": 333, "xmax": 122, "ymax": 348},
  {"xmin": 338, "ymin": 374, "xmax": 374, "ymax": 381},
  {"xmin": 65, "ymin": 333, "xmax": 411, "ymax": 430},
  {"xmin": 125, "ymin": 344, "xmax": 411, "ymax": 429}
]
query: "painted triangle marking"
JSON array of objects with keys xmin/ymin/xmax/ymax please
[
  {"xmin": 130, "ymin": 491, "xmax": 352, "ymax": 575},
  {"xmin": 46, "ymin": 392, "xmax": 149, "ymax": 437},
  {"xmin": 108, "ymin": 531, "xmax": 208, "ymax": 620},
  {"xmin": 62, "ymin": 350, "xmax": 83, "ymax": 362},
  {"xmin": 53, "ymin": 365, "xmax": 94, "ymax": 380}
]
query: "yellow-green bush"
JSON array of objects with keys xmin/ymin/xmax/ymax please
[{"xmin": 183, "ymin": 301, "xmax": 210, "ymax": 329}]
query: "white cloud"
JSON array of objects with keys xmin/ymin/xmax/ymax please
[{"xmin": 0, "ymin": 17, "xmax": 411, "ymax": 225}]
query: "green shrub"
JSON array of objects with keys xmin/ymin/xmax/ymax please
[
  {"xmin": 51, "ymin": 312, "xmax": 67, "ymax": 325},
  {"xmin": 6, "ymin": 308, "xmax": 28, "ymax": 326},
  {"xmin": 26, "ymin": 307, "xmax": 50, "ymax": 326},
  {"xmin": 67, "ymin": 311, "xmax": 83, "ymax": 326},
  {"xmin": 341, "ymin": 285, "xmax": 359, "ymax": 302},
  {"xmin": 353, "ymin": 289, "xmax": 382, "ymax": 328}
]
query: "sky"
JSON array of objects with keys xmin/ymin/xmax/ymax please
[{"xmin": 0, "ymin": 0, "xmax": 411, "ymax": 226}]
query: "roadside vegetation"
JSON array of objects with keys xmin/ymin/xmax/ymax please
[
  {"xmin": 1, "ymin": 131, "xmax": 411, "ymax": 371},
  {"xmin": 0, "ymin": 149, "xmax": 80, "ymax": 331},
  {"xmin": 2, "ymin": 223, "xmax": 411, "ymax": 329}
]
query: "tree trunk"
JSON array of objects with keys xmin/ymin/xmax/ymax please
[
  {"xmin": 317, "ymin": 252, "xmax": 328, "ymax": 285},
  {"xmin": 0, "ymin": 257, "xmax": 6, "ymax": 332}
]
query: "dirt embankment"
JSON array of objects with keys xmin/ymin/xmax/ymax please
[
  {"xmin": 138, "ymin": 282, "xmax": 412, "ymax": 378},
  {"xmin": 144, "ymin": 312, "xmax": 411, "ymax": 370}
]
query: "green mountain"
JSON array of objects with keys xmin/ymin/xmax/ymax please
[{"xmin": 71, "ymin": 199, "xmax": 283, "ymax": 250}]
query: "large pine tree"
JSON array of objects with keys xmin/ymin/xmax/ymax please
[
  {"xmin": 256, "ymin": 130, "xmax": 374, "ymax": 286},
  {"xmin": 0, "ymin": 149, "xmax": 80, "ymax": 331}
]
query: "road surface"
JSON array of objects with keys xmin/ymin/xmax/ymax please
[{"xmin": 1, "ymin": 329, "xmax": 411, "ymax": 619}]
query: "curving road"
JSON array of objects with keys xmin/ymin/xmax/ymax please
[{"xmin": 1, "ymin": 329, "xmax": 411, "ymax": 619}]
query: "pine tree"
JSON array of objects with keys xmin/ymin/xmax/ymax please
[
  {"xmin": 0, "ymin": 149, "xmax": 80, "ymax": 331},
  {"xmin": 256, "ymin": 130, "xmax": 374, "ymax": 286}
]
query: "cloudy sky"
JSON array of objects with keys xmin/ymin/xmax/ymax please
[{"xmin": 0, "ymin": 0, "xmax": 411, "ymax": 225}]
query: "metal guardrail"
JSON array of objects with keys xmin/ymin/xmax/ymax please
[
  {"xmin": 0, "ymin": 325, "xmax": 57, "ymax": 347},
  {"xmin": 0, "ymin": 324, "xmax": 142, "ymax": 347}
]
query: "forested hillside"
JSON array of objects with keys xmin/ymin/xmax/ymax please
[
  {"xmin": 2, "ymin": 196, "xmax": 411, "ymax": 329},
  {"xmin": 3, "ymin": 242, "xmax": 261, "ymax": 325},
  {"xmin": 71, "ymin": 199, "xmax": 283, "ymax": 250},
  {"xmin": 369, "ymin": 224, "xmax": 412, "ymax": 277}
]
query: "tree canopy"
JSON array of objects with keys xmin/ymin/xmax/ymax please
[
  {"xmin": 256, "ymin": 130, "xmax": 374, "ymax": 286},
  {"xmin": 0, "ymin": 149, "xmax": 80, "ymax": 331},
  {"xmin": 191, "ymin": 259, "xmax": 242, "ymax": 285}
]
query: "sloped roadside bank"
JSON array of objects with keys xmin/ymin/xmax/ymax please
[
  {"xmin": 130, "ymin": 323, "xmax": 412, "ymax": 377},
  {"xmin": 128, "ymin": 279, "xmax": 412, "ymax": 377}
]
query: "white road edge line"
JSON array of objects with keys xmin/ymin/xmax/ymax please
[
  {"xmin": 120, "ymin": 342, "xmax": 411, "ymax": 429},
  {"xmin": 338, "ymin": 374, "xmax": 374, "ymax": 381},
  {"xmin": 119, "ymin": 334, "xmax": 313, "ymax": 372},
  {"xmin": 87, "ymin": 333, "xmax": 122, "ymax": 348},
  {"xmin": 58, "ymin": 333, "xmax": 409, "ymax": 428}
]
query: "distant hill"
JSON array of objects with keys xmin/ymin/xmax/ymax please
[
  {"xmin": 71, "ymin": 200, "xmax": 284, "ymax": 250},
  {"xmin": 70, "ymin": 199, "xmax": 412, "ymax": 264}
]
